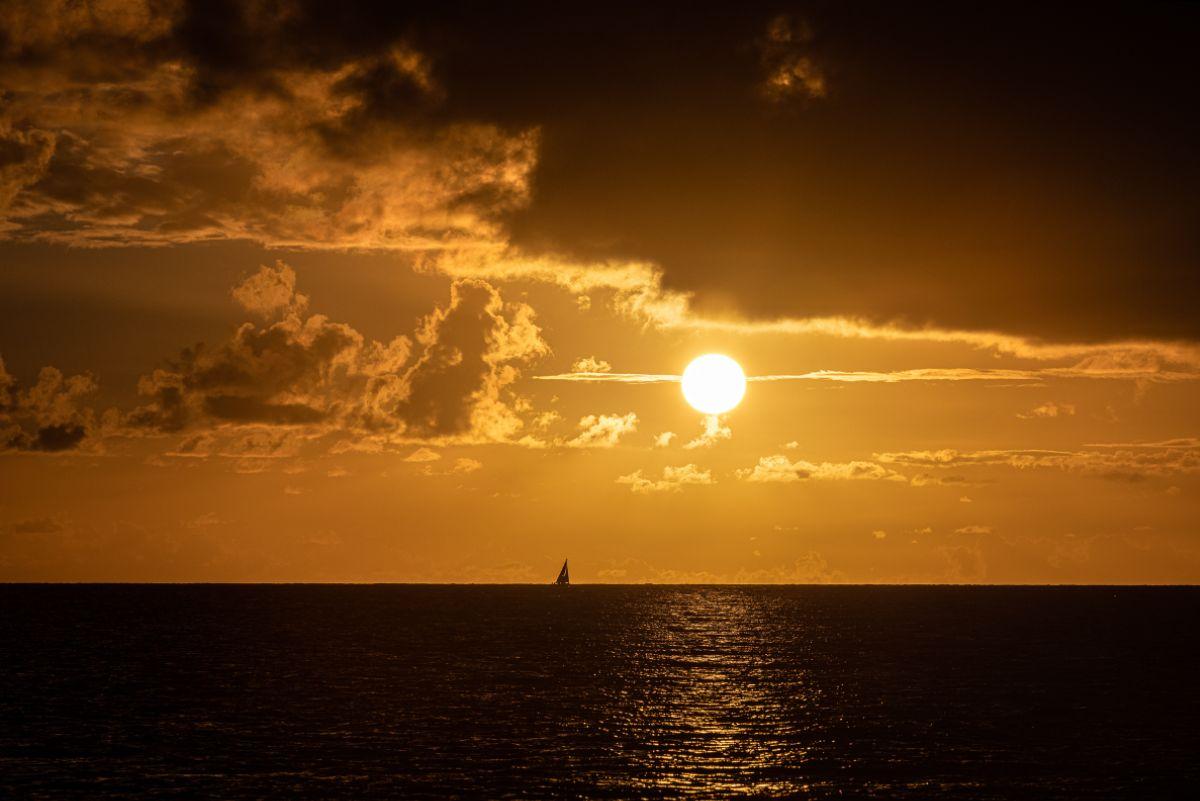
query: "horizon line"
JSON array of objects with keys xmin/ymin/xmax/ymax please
[{"xmin": 2, "ymin": 581, "xmax": 1196, "ymax": 588}]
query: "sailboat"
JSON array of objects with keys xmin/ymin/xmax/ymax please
[{"xmin": 554, "ymin": 558, "xmax": 569, "ymax": 586}]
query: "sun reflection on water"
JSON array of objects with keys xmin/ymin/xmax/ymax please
[{"xmin": 594, "ymin": 587, "xmax": 825, "ymax": 797}]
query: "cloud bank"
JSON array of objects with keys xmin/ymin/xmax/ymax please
[{"xmin": 2, "ymin": 261, "xmax": 551, "ymax": 456}]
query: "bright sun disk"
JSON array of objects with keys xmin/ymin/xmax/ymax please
[{"xmin": 681, "ymin": 354, "xmax": 746, "ymax": 414}]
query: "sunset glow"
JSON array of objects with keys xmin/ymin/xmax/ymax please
[{"xmin": 0, "ymin": 3, "xmax": 1196, "ymax": 586}]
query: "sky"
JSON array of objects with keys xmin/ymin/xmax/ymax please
[{"xmin": 1, "ymin": 1, "xmax": 1198, "ymax": 583}]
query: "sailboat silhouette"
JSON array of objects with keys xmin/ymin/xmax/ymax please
[{"xmin": 554, "ymin": 559, "xmax": 569, "ymax": 586}]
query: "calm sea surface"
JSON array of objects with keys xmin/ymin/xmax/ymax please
[{"xmin": 1, "ymin": 585, "xmax": 1197, "ymax": 799}]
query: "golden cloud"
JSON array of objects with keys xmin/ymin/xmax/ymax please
[{"xmin": 616, "ymin": 463, "xmax": 714, "ymax": 494}]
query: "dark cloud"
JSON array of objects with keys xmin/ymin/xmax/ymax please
[
  {"xmin": 127, "ymin": 263, "xmax": 548, "ymax": 449},
  {"xmin": 0, "ymin": 124, "xmax": 54, "ymax": 209},
  {"xmin": 0, "ymin": 356, "xmax": 100, "ymax": 452},
  {"xmin": 758, "ymin": 13, "xmax": 826, "ymax": 102},
  {"xmin": 0, "ymin": 0, "xmax": 535, "ymax": 249},
  {"xmin": 497, "ymin": 5, "xmax": 1200, "ymax": 342},
  {"xmin": 2, "ymin": 2, "xmax": 1198, "ymax": 341},
  {"xmin": 399, "ymin": 278, "xmax": 548, "ymax": 438},
  {"xmin": 127, "ymin": 311, "xmax": 372, "ymax": 432},
  {"xmin": 7, "ymin": 516, "xmax": 66, "ymax": 534}
]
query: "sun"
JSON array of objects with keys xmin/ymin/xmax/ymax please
[{"xmin": 681, "ymin": 354, "xmax": 746, "ymax": 414}]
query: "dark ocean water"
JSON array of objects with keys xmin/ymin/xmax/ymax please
[{"xmin": 1, "ymin": 585, "xmax": 1197, "ymax": 799}]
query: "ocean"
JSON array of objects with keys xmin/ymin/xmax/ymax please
[{"xmin": 1, "ymin": 585, "xmax": 1197, "ymax": 798}]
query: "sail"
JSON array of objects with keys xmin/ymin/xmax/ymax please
[{"xmin": 555, "ymin": 559, "xmax": 569, "ymax": 585}]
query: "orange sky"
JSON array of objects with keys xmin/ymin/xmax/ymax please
[{"xmin": 1, "ymin": 2, "xmax": 1197, "ymax": 582}]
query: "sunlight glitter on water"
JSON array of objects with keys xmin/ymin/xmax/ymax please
[{"xmin": 596, "ymin": 588, "xmax": 819, "ymax": 796}]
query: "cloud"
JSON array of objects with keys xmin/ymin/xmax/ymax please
[
  {"xmin": 749, "ymin": 369, "xmax": 1042, "ymax": 383},
  {"xmin": 127, "ymin": 274, "xmax": 404, "ymax": 433},
  {"xmin": 231, "ymin": 261, "xmax": 309, "ymax": 318},
  {"xmin": 653, "ymin": 431, "xmax": 676, "ymax": 448},
  {"xmin": 126, "ymin": 264, "xmax": 549, "ymax": 454},
  {"xmin": 0, "ymin": 4, "xmax": 536, "ymax": 249},
  {"xmin": 445, "ymin": 244, "xmax": 1200, "ymax": 379},
  {"xmin": 185, "ymin": 512, "xmax": 225, "ymax": 529},
  {"xmin": 3, "ymin": 516, "xmax": 67, "ymax": 535},
  {"xmin": 452, "ymin": 457, "xmax": 483, "ymax": 474},
  {"xmin": 1, "ymin": 356, "xmax": 104, "ymax": 452},
  {"xmin": 160, "ymin": 427, "xmax": 309, "ymax": 462},
  {"xmin": 616, "ymin": 463, "xmax": 714, "ymax": 494},
  {"xmin": 417, "ymin": 456, "xmax": 483, "ymax": 476},
  {"xmin": 1083, "ymin": 437, "xmax": 1200, "ymax": 450},
  {"xmin": 401, "ymin": 278, "xmax": 548, "ymax": 440},
  {"xmin": 532, "ymin": 411, "xmax": 560, "ymax": 429},
  {"xmin": 533, "ymin": 367, "xmax": 1042, "ymax": 384},
  {"xmin": 0, "ymin": 0, "xmax": 180, "ymax": 53},
  {"xmin": 908, "ymin": 472, "xmax": 977, "ymax": 487},
  {"xmin": 0, "ymin": 122, "xmax": 55, "ymax": 212},
  {"xmin": 404, "ymin": 447, "xmax": 441, "ymax": 463},
  {"xmin": 1018, "ymin": 401, "xmax": 1076, "ymax": 419},
  {"xmin": 873, "ymin": 529, "xmax": 888, "ymax": 540},
  {"xmin": 570, "ymin": 356, "xmax": 611, "ymax": 373},
  {"xmin": 759, "ymin": 15, "xmax": 827, "ymax": 102},
  {"xmin": 737, "ymin": 455, "xmax": 807, "ymax": 483},
  {"xmin": 737, "ymin": 454, "xmax": 907, "ymax": 484},
  {"xmin": 876, "ymin": 442, "xmax": 1200, "ymax": 481},
  {"xmin": 565, "ymin": 412, "xmax": 638, "ymax": 448},
  {"xmin": 955, "ymin": 525, "xmax": 994, "ymax": 535},
  {"xmin": 535, "ymin": 363, "xmax": 1200, "ymax": 386},
  {"xmin": 683, "ymin": 414, "xmax": 731, "ymax": 450},
  {"xmin": 534, "ymin": 371, "xmax": 681, "ymax": 384},
  {"xmin": 729, "ymin": 439, "xmax": 1199, "ymax": 491}
]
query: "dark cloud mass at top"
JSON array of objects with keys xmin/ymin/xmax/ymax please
[{"xmin": 1, "ymin": 1, "xmax": 1198, "ymax": 341}]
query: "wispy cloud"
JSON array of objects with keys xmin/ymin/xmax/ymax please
[
  {"xmin": 534, "ymin": 372, "xmax": 681, "ymax": 383},
  {"xmin": 564, "ymin": 413, "xmax": 638, "ymax": 448},
  {"xmin": 1018, "ymin": 401, "xmax": 1076, "ymax": 419},
  {"xmin": 747, "ymin": 369, "xmax": 1040, "ymax": 383},
  {"xmin": 735, "ymin": 438, "xmax": 1200, "ymax": 488},
  {"xmin": 616, "ymin": 464, "xmax": 713, "ymax": 493},
  {"xmin": 877, "ymin": 440, "xmax": 1200, "ymax": 480},
  {"xmin": 683, "ymin": 415, "xmax": 731, "ymax": 450},
  {"xmin": 536, "ymin": 366, "xmax": 1200, "ymax": 385},
  {"xmin": 737, "ymin": 455, "xmax": 908, "ymax": 484}
]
